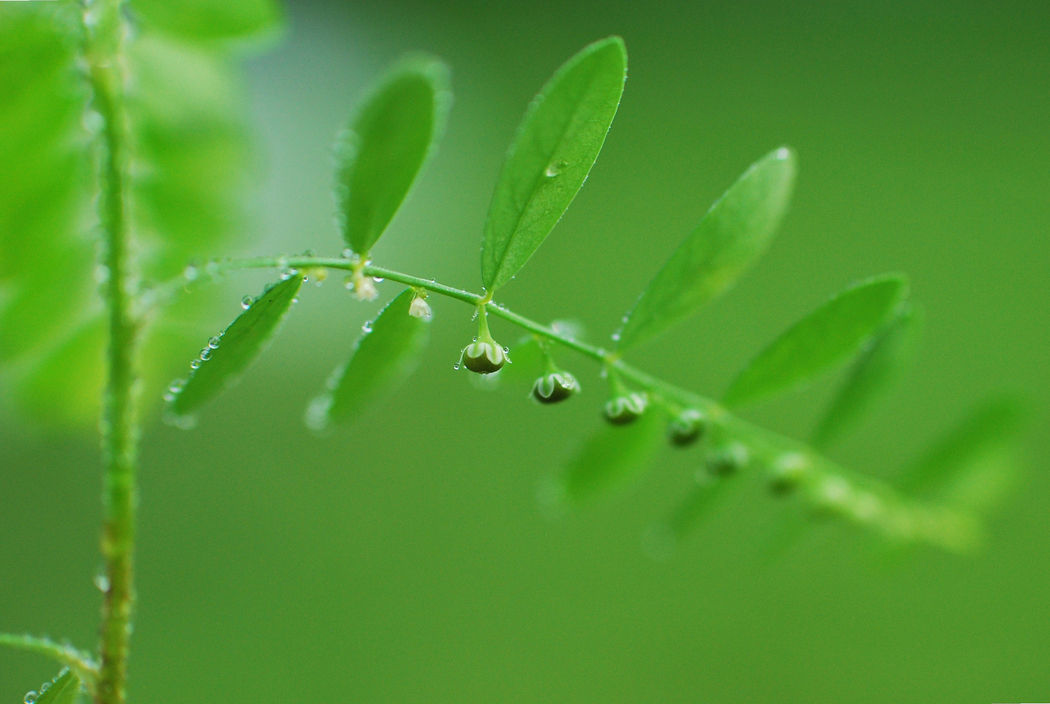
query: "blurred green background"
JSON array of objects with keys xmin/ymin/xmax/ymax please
[{"xmin": 3, "ymin": 0, "xmax": 1048, "ymax": 701}]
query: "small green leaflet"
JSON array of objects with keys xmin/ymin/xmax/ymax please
[
  {"xmin": 166, "ymin": 275, "xmax": 303, "ymax": 421},
  {"xmin": 547, "ymin": 408, "xmax": 665, "ymax": 506},
  {"xmin": 307, "ymin": 288, "xmax": 430, "ymax": 430},
  {"xmin": 34, "ymin": 668, "xmax": 81, "ymax": 704},
  {"xmin": 895, "ymin": 397, "xmax": 1028, "ymax": 514},
  {"xmin": 129, "ymin": 0, "xmax": 282, "ymax": 45},
  {"xmin": 723, "ymin": 274, "xmax": 908, "ymax": 408},
  {"xmin": 481, "ymin": 37, "xmax": 627, "ymax": 292},
  {"xmin": 336, "ymin": 56, "xmax": 451, "ymax": 257},
  {"xmin": 615, "ymin": 148, "xmax": 797, "ymax": 351},
  {"xmin": 812, "ymin": 303, "xmax": 924, "ymax": 449}
]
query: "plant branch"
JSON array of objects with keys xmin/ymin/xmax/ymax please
[
  {"xmin": 0, "ymin": 634, "xmax": 99, "ymax": 694},
  {"xmin": 82, "ymin": 1, "xmax": 139, "ymax": 702},
  {"xmin": 168, "ymin": 254, "xmax": 981, "ymax": 552}
]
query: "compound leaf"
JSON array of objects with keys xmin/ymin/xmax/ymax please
[
  {"xmin": 895, "ymin": 397, "xmax": 1029, "ymax": 513},
  {"xmin": 812, "ymin": 303, "xmax": 924, "ymax": 449},
  {"xmin": 481, "ymin": 36, "xmax": 626, "ymax": 292},
  {"xmin": 129, "ymin": 0, "xmax": 282, "ymax": 45},
  {"xmin": 615, "ymin": 147, "xmax": 797, "ymax": 351},
  {"xmin": 723, "ymin": 274, "xmax": 908, "ymax": 408},
  {"xmin": 36, "ymin": 668, "xmax": 81, "ymax": 704},
  {"xmin": 167, "ymin": 275, "xmax": 303, "ymax": 420},
  {"xmin": 306, "ymin": 288, "xmax": 430, "ymax": 429},
  {"xmin": 336, "ymin": 56, "xmax": 451, "ymax": 257},
  {"xmin": 546, "ymin": 408, "xmax": 665, "ymax": 506}
]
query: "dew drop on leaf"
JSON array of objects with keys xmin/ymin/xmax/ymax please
[
  {"xmin": 241, "ymin": 296, "xmax": 254, "ymax": 309},
  {"xmin": 362, "ymin": 321, "xmax": 373, "ymax": 333}
]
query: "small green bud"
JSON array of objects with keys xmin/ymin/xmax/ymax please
[
  {"xmin": 532, "ymin": 371, "xmax": 580, "ymax": 404},
  {"xmin": 667, "ymin": 408, "xmax": 707, "ymax": 447},
  {"xmin": 768, "ymin": 452, "xmax": 809, "ymax": 495},
  {"xmin": 705, "ymin": 442, "xmax": 749, "ymax": 476},
  {"xmin": 603, "ymin": 391, "xmax": 648, "ymax": 425},
  {"xmin": 461, "ymin": 340, "xmax": 508, "ymax": 374}
]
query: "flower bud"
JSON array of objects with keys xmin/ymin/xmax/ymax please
[
  {"xmin": 408, "ymin": 295, "xmax": 432, "ymax": 320},
  {"xmin": 353, "ymin": 275, "xmax": 378, "ymax": 301},
  {"xmin": 704, "ymin": 443, "xmax": 749, "ymax": 477},
  {"xmin": 532, "ymin": 371, "xmax": 580, "ymax": 404},
  {"xmin": 667, "ymin": 408, "xmax": 707, "ymax": 447},
  {"xmin": 461, "ymin": 340, "xmax": 507, "ymax": 374},
  {"xmin": 604, "ymin": 391, "xmax": 648, "ymax": 425}
]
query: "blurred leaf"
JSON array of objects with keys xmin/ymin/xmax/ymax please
[
  {"xmin": 307, "ymin": 288, "xmax": 430, "ymax": 430},
  {"xmin": 615, "ymin": 148, "xmax": 797, "ymax": 351},
  {"xmin": 812, "ymin": 303, "xmax": 924, "ymax": 449},
  {"xmin": 723, "ymin": 274, "xmax": 908, "ymax": 408},
  {"xmin": 128, "ymin": 34, "xmax": 257, "ymax": 282},
  {"xmin": 895, "ymin": 397, "xmax": 1029, "ymax": 513},
  {"xmin": 481, "ymin": 37, "xmax": 626, "ymax": 292},
  {"xmin": 666, "ymin": 474, "xmax": 739, "ymax": 540},
  {"xmin": 35, "ymin": 669, "xmax": 80, "ymax": 704},
  {"xmin": 336, "ymin": 56, "xmax": 451, "ymax": 257},
  {"xmin": 167, "ymin": 275, "xmax": 303, "ymax": 420},
  {"xmin": 549, "ymin": 408, "xmax": 665, "ymax": 505},
  {"xmin": 129, "ymin": 0, "xmax": 282, "ymax": 45}
]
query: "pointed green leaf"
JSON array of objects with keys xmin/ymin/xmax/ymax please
[
  {"xmin": 895, "ymin": 397, "xmax": 1029, "ymax": 513},
  {"xmin": 129, "ymin": 0, "xmax": 282, "ymax": 44},
  {"xmin": 812, "ymin": 303, "xmax": 924, "ymax": 449},
  {"xmin": 306, "ymin": 288, "xmax": 430, "ymax": 429},
  {"xmin": 336, "ymin": 57, "xmax": 451, "ymax": 257},
  {"xmin": 481, "ymin": 37, "xmax": 627, "ymax": 292},
  {"xmin": 723, "ymin": 274, "xmax": 908, "ymax": 408},
  {"xmin": 615, "ymin": 148, "xmax": 796, "ymax": 350},
  {"xmin": 35, "ymin": 669, "xmax": 81, "ymax": 704},
  {"xmin": 548, "ymin": 408, "xmax": 665, "ymax": 505},
  {"xmin": 166, "ymin": 275, "xmax": 303, "ymax": 420}
]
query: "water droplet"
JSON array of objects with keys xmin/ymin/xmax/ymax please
[
  {"xmin": 183, "ymin": 265, "xmax": 199, "ymax": 281},
  {"xmin": 544, "ymin": 161, "xmax": 563, "ymax": 177},
  {"xmin": 199, "ymin": 349, "xmax": 212, "ymax": 361},
  {"xmin": 611, "ymin": 332, "xmax": 621, "ymax": 342},
  {"xmin": 241, "ymin": 296, "xmax": 254, "ymax": 309},
  {"xmin": 343, "ymin": 275, "xmax": 354, "ymax": 289},
  {"xmin": 472, "ymin": 335, "xmax": 478, "ymax": 342},
  {"xmin": 373, "ymin": 277, "xmax": 384, "ymax": 283},
  {"xmin": 24, "ymin": 690, "xmax": 38, "ymax": 704},
  {"xmin": 190, "ymin": 359, "xmax": 201, "ymax": 370},
  {"xmin": 503, "ymin": 346, "xmax": 509, "ymax": 353},
  {"xmin": 775, "ymin": 147, "xmax": 791, "ymax": 160},
  {"xmin": 341, "ymin": 248, "xmax": 354, "ymax": 259},
  {"xmin": 39, "ymin": 683, "xmax": 51, "ymax": 695},
  {"xmin": 208, "ymin": 336, "xmax": 221, "ymax": 349},
  {"xmin": 302, "ymin": 276, "xmax": 309, "ymax": 283},
  {"xmin": 94, "ymin": 573, "xmax": 110, "ymax": 592},
  {"xmin": 453, "ymin": 363, "xmax": 461, "ymax": 370},
  {"xmin": 168, "ymin": 379, "xmax": 186, "ymax": 394},
  {"xmin": 362, "ymin": 321, "xmax": 373, "ymax": 333}
]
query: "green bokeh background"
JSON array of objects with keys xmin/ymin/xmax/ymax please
[{"xmin": 3, "ymin": 0, "xmax": 1048, "ymax": 701}]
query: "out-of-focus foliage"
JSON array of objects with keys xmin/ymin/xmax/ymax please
[{"xmin": 0, "ymin": 1, "xmax": 280, "ymax": 428}]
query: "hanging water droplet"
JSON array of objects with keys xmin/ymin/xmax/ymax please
[
  {"xmin": 24, "ymin": 690, "xmax": 38, "ymax": 704},
  {"xmin": 94, "ymin": 572, "xmax": 110, "ymax": 592},
  {"xmin": 341, "ymin": 248, "xmax": 354, "ymax": 259},
  {"xmin": 362, "ymin": 321, "xmax": 373, "ymax": 333},
  {"xmin": 208, "ymin": 336, "xmax": 221, "ymax": 349},
  {"xmin": 168, "ymin": 379, "xmax": 186, "ymax": 394},
  {"xmin": 472, "ymin": 335, "xmax": 478, "ymax": 342},
  {"xmin": 241, "ymin": 296, "xmax": 254, "ymax": 309},
  {"xmin": 39, "ymin": 683, "xmax": 51, "ymax": 695},
  {"xmin": 611, "ymin": 332, "xmax": 621, "ymax": 342},
  {"xmin": 453, "ymin": 363, "xmax": 461, "ymax": 370},
  {"xmin": 199, "ymin": 349, "xmax": 212, "ymax": 361},
  {"xmin": 190, "ymin": 359, "xmax": 202, "ymax": 370},
  {"xmin": 373, "ymin": 277, "xmax": 384, "ymax": 283}
]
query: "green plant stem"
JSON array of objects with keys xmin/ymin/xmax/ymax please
[
  {"xmin": 83, "ymin": 1, "xmax": 139, "ymax": 703},
  {"xmin": 181, "ymin": 255, "xmax": 978, "ymax": 552},
  {"xmin": 0, "ymin": 634, "xmax": 100, "ymax": 694}
]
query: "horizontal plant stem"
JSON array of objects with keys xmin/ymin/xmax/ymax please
[
  {"xmin": 0, "ymin": 634, "xmax": 100, "ymax": 693},
  {"xmin": 179, "ymin": 255, "xmax": 976, "ymax": 551}
]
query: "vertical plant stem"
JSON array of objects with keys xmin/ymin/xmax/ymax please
[{"xmin": 83, "ymin": 1, "xmax": 139, "ymax": 702}]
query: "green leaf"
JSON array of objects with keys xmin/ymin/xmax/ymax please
[
  {"xmin": 812, "ymin": 303, "xmax": 924, "ymax": 449},
  {"xmin": 481, "ymin": 37, "xmax": 627, "ymax": 292},
  {"xmin": 615, "ymin": 148, "xmax": 797, "ymax": 351},
  {"xmin": 723, "ymin": 274, "xmax": 909, "ymax": 408},
  {"xmin": 129, "ymin": 0, "xmax": 282, "ymax": 45},
  {"xmin": 35, "ymin": 668, "xmax": 81, "ymax": 704},
  {"xmin": 166, "ymin": 275, "xmax": 304, "ymax": 421},
  {"xmin": 895, "ymin": 397, "xmax": 1029, "ymax": 513},
  {"xmin": 336, "ymin": 56, "xmax": 451, "ymax": 257},
  {"xmin": 546, "ymin": 408, "xmax": 665, "ymax": 506},
  {"xmin": 306, "ymin": 288, "xmax": 430, "ymax": 430}
]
